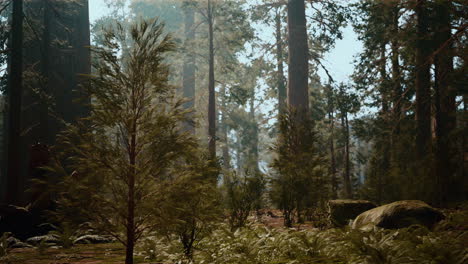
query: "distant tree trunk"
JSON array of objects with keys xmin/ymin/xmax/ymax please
[
  {"xmin": 249, "ymin": 92, "xmax": 259, "ymax": 172},
  {"xmin": 207, "ymin": 0, "xmax": 216, "ymax": 159},
  {"xmin": 5, "ymin": 0, "xmax": 23, "ymax": 204},
  {"xmin": 390, "ymin": 6, "xmax": 402, "ymax": 138},
  {"xmin": 221, "ymin": 85, "xmax": 230, "ymax": 170},
  {"xmin": 236, "ymin": 133, "xmax": 242, "ymax": 172},
  {"xmin": 414, "ymin": 0, "xmax": 431, "ymax": 159},
  {"xmin": 327, "ymin": 86, "xmax": 337, "ymax": 199},
  {"xmin": 434, "ymin": 0, "xmax": 456, "ymax": 206},
  {"xmin": 341, "ymin": 111, "xmax": 352, "ymax": 199},
  {"xmin": 286, "ymin": 0, "xmax": 308, "ymax": 113},
  {"xmin": 183, "ymin": 1, "xmax": 195, "ymax": 133},
  {"xmin": 379, "ymin": 43, "xmax": 389, "ymax": 203},
  {"xmin": 39, "ymin": 0, "xmax": 51, "ymax": 143},
  {"xmin": 275, "ymin": 10, "xmax": 286, "ymax": 117}
]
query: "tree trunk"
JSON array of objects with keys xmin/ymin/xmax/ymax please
[
  {"xmin": 275, "ymin": 10, "xmax": 286, "ymax": 117},
  {"xmin": 391, "ymin": 6, "xmax": 402, "ymax": 137},
  {"xmin": 249, "ymin": 92, "xmax": 259, "ymax": 172},
  {"xmin": 5, "ymin": 0, "xmax": 23, "ymax": 204},
  {"xmin": 183, "ymin": 1, "xmax": 195, "ymax": 133},
  {"xmin": 207, "ymin": 0, "xmax": 216, "ymax": 159},
  {"xmin": 221, "ymin": 85, "xmax": 230, "ymax": 169},
  {"xmin": 414, "ymin": 0, "xmax": 431, "ymax": 159},
  {"xmin": 379, "ymin": 43, "xmax": 389, "ymax": 203},
  {"xmin": 39, "ymin": 0, "xmax": 51, "ymax": 143},
  {"xmin": 286, "ymin": 0, "xmax": 308, "ymax": 112},
  {"xmin": 343, "ymin": 112, "xmax": 352, "ymax": 199},
  {"xmin": 434, "ymin": 0, "xmax": 456, "ymax": 206},
  {"xmin": 126, "ymin": 88, "xmax": 138, "ymax": 264},
  {"xmin": 327, "ymin": 86, "xmax": 337, "ymax": 199}
]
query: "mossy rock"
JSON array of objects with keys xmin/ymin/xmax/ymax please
[
  {"xmin": 352, "ymin": 200, "xmax": 445, "ymax": 230},
  {"xmin": 328, "ymin": 199, "xmax": 376, "ymax": 227}
]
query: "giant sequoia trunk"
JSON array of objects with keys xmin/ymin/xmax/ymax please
[
  {"xmin": 183, "ymin": 1, "xmax": 195, "ymax": 133},
  {"xmin": 287, "ymin": 0, "xmax": 308, "ymax": 113},
  {"xmin": 434, "ymin": 1, "xmax": 456, "ymax": 206},
  {"xmin": 414, "ymin": 0, "xmax": 431, "ymax": 159},
  {"xmin": 5, "ymin": 0, "xmax": 24, "ymax": 204},
  {"xmin": 207, "ymin": 0, "xmax": 216, "ymax": 158},
  {"xmin": 2, "ymin": 0, "xmax": 91, "ymax": 204}
]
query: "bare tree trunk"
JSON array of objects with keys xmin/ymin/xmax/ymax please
[
  {"xmin": 329, "ymin": 111, "xmax": 337, "ymax": 199},
  {"xmin": 5, "ymin": 0, "xmax": 23, "ymax": 204},
  {"xmin": 391, "ymin": 6, "xmax": 402, "ymax": 138},
  {"xmin": 275, "ymin": 10, "xmax": 286, "ymax": 117},
  {"xmin": 183, "ymin": 1, "xmax": 195, "ymax": 133},
  {"xmin": 287, "ymin": 0, "xmax": 308, "ymax": 113},
  {"xmin": 39, "ymin": 0, "xmax": 50, "ymax": 143},
  {"xmin": 434, "ymin": 0, "xmax": 456, "ymax": 206},
  {"xmin": 379, "ymin": 43, "xmax": 389, "ymax": 203},
  {"xmin": 415, "ymin": 0, "xmax": 431, "ymax": 159},
  {"xmin": 207, "ymin": 0, "xmax": 216, "ymax": 159},
  {"xmin": 327, "ymin": 86, "xmax": 337, "ymax": 199},
  {"xmin": 221, "ymin": 85, "xmax": 230, "ymax": 169},
  {"xmin": 342, "ymin": 112, "xmax": 352, "ymax": 199},
  {"xmin": 249, "ymin": 92, "xmax": 259, "ymax": 172}
]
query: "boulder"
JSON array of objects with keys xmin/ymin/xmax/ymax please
[
  {"xmin": 74, "ymin": 235, "xmax": 115, "ymax": 244},
  {"xmin": 328, "ymin": 199, "xmax": 376, "ymax": 227},
  {"xmin": 352, "ymin": 200, "xmax": 445, "ymax": 230}
]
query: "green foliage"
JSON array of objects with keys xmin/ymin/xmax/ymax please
[
  {"xmin": 48, "ymin": 18, "xmax": 204, "ymax": 263},
  {"xmin": 192, "ymin": 225, "xmax": 467, "ymax": 264},
  {"xmin": 153, "ymin": 154, "xmax": 223, "ymax": 259},
  {"xmin": 270, "ymin": 109, "xmax": 329, "ymax": 227},
  {"xmin": 222, "ymin": 169, "xmax": 266, "ymax": 231}
]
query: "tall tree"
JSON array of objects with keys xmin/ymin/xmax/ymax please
[
  {"xmin": 433, "ymin": 0, "xmax": 456, "ymax": 206},
  {"xmin": 207, "ymin": 0, "xmax": 216, "ymax": 158},
  {"xmin": 5, "ymin": 0, "xmax": 23, "ymax": 204},
  {"xmin": 182, "ymin": 0, "xmax": 196, "ymax": 133},
  {"xmin": 275, "ymin": 8, "xmax": 286, "ymax": 117},
  {"xmin": 287, "ymin": 0, "xmax": 308, "ymax": 113},
  {"xmin": 414, "ymin": 0, "xmax": 431, "ymax": 159}
]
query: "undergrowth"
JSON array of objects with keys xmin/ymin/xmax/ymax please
[{"xmin": 136, "ymin": 223, "xmax": 467, "ymax": 264}]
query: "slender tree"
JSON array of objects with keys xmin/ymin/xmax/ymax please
[{"xmin": 207, "ymin": 0, "xmax": 216, "ymax": 158}]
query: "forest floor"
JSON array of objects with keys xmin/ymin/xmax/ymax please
[
  {"xmin": 2, "ymin": 210, "xmax": 318, "ymax": 264},
  {"xmin": 2, "ymin": 208, "xmax": 467, "ymax": 264}
]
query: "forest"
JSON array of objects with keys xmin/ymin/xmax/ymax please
[{"xmin": 0, "ymin": 0, "xmax": 466, "ymax": 263}]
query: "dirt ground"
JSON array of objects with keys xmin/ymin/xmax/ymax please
[
  {"xmin": 2, "ymin": 210, "xmax": 321, "ymax": 264},
  {"xmin": 3, "ymin": 243, "xmax": 130, "ymax": 264}
]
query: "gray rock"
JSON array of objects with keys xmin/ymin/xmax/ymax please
[
  {"xmin": 6, "ymin": 237, "xmax": 32, "ymax": 248},
  {"xmin": 353, "ymin": 200, "xmax": 445, "ymax": 230},
  {"xmin": 74, "ymin": 235, "xmax": 115, "ymax": 244},
  {"xmin": 26, "ymin": 234, "xmax": 59, "ymax": 245},
  {"xmin": 328, "ymin": 199, "xmax": 376, "ymax": 227}
]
